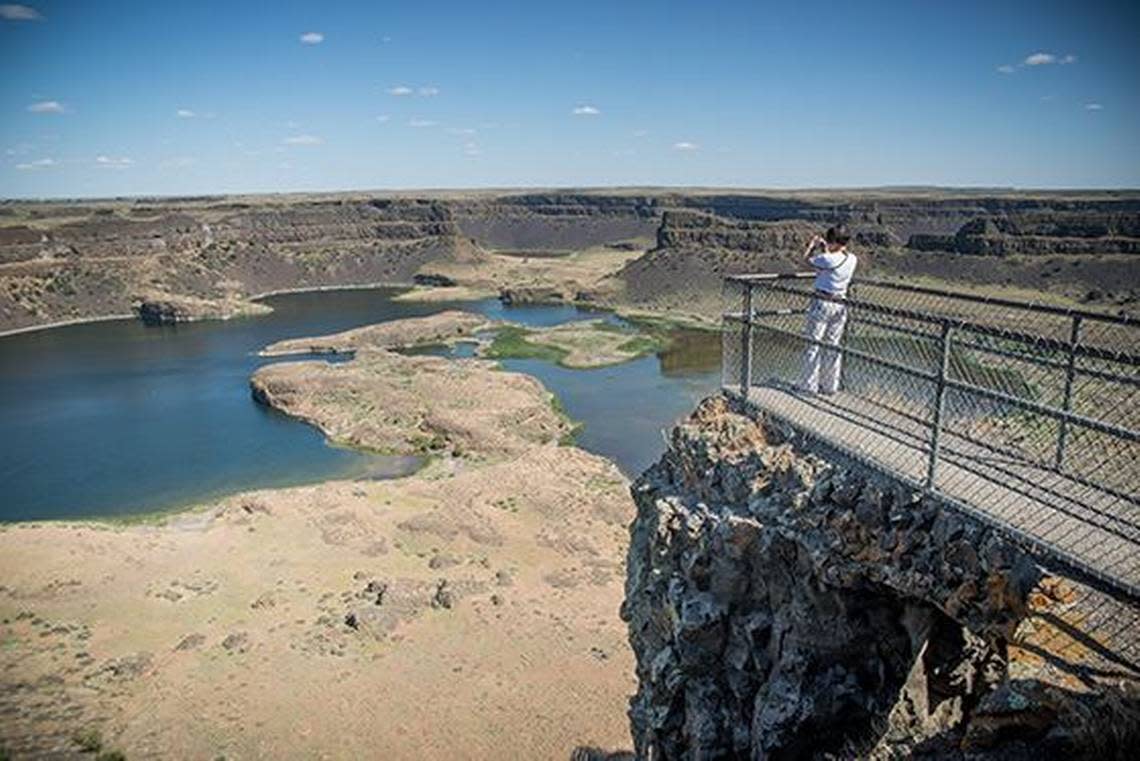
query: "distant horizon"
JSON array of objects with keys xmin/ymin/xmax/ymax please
[
  {"xmin": 3, "ymin": 1, "xmax": 1139, "ymax": 198},
  {"xmin": 5, "ymin": 182, "xmax": 1140, "ymax": 205}
]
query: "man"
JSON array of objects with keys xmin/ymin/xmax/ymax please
[{"xmin": 798, "ymin": 224, "xmax": 857, "ymax": 395}]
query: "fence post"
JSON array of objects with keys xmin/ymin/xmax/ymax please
[
  {"xmin": 926, "ymin": 320, "xmax": 953, "ymax": 491},
  {"xmin": 740, "ymin": 281, "xmax": 754, "ymax": 394},
  {"xmin": 1054, "ymin": 314, "xmax": 1083, "ymax": 470}
]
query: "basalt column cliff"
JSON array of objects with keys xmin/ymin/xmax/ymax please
[{"xmin": 622, "ymin": 396, "xmax": 1140, "ymax": 760}]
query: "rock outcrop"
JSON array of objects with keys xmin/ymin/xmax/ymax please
[
  {"xmin": 499, "ymin": 285, "xmax": 573, "ymax": 305},
  {"xmin": 132, "ymin": 292, "xmax": 271, "ymax": 324},
  {"xmin": 908, "ymin": 213, "xmax": 1140, "ymax": 256},
  {"xmin": 622, "ymin": 395, "xmax": 1140, "ymax": 759}
]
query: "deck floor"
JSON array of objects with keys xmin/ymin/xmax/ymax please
[{"xmin": 727, "ymin": 383, "xmax": 1140, "ymax": 598}]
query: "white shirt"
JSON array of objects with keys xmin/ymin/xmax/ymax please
[{"xmin": 809, "ymin": 249, "xmax": 857, "ymax": 296}]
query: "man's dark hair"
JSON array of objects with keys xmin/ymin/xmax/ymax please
[{"xmin": 825, "ymin": 224, "xmax": 852, "ymax": 246}]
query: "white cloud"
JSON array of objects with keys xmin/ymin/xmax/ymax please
[
  {"xmin": 283, "ymin": 134, "xmax": 323, "ymax": 145},
  {"xmin": 1024, "ymin": 52, "xmax": 1056, "ymax": 66},
  {"xmin": 0, "ymin": 4, "xmax": 41, "ymax": 21},
  {"xmin": 380, "ymin": 35, "xmax": 392, "ymax": 44},
  {"xmin": 632, "ymin": 129, "xmax": 649, "ymax": 137},
  {"xmin": 408, "ymin": 119, "xmax": 437, "ymax": 127},
  {"xmin": 1085, "ymin": 103, "xmax": 1103, "ymax": 111},
  {"xmin": 1061, "ymin": 54, "xmax": 1078, "ymax": 64},
  {"xmin": 463, "ymin": 141, "xmax": 481, "ymax": 157},
  {"xmin": 299, "ymin": 32, "xmax": 324, "ymax": 44},
  {"xmin": 1040, "ymin": 94, "xmax": 1056, "ymax": 101},
  {"xmin": 996, "ymin": 64, "xmax": 1015, "ymax": 74},
  {"xmin": 388, "ymin": 85, "xmax": 438, "ymax": 97},
  {"xmin": 672, "ymin": 141, "xmax": 699, "ymax": 151},
  {"xmin": 15, "ymin": 157, "xmax": 54, "ymax": 170},
  {"xmin": 445, "ymin": 127, "xmax": 476, "ymax": 135},
  {"xmin": 95, "ymin": 155, "xmax": 133, "ymax": 169},
  {"xmin": 176, "ymin": 108, "xmax": 196, "ymax": 118},
  {"xmin": 376, "ymin": 114, "xmax": 391, "ymax": 123},
  {"xmin": 572, "ymin": 105, "xmax": 600, "ymax": 115},
  {"xmin": 27, "ymin": 100, "xmax": 65, "ymax": 114}
]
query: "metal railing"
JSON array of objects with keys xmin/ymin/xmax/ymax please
[{"xmin": 722, "ymin": 273, "xmax": 1140, "ymax": 615}]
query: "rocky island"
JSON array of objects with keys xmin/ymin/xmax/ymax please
[{"xmin": 258, "ymin": 309, "xmax": 496, "ymax": 357}]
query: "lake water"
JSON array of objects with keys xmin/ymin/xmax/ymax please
[{"xmin": 0, "ymin": 288, "xmax": 720, "ymax": 521}]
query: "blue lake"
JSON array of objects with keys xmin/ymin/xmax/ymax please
[{"xmin": 0, "ymin": 288, "xmax": 720, "ymax": 521}]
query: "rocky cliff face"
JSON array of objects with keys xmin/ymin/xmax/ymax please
[
  {"xmin": 0, "ymin": 198, "xmax": 473, "ymax": 331},
  {"xmin": 452, "ymin": 193, "xmax": 661, "ymax": 251},
  {"xmin": 4, "ymin": 189, "xmax": 1140, "ymax": 332},
  {"xmin": 908, "ymin": 212, "xmax": 1140, "ymax": 256},
  {"xmin": 622, "ymin": 395, "xmax": 1139, "ymax": 759}
]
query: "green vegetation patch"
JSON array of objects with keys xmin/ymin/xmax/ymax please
[
  {"xmin": 484, "ymin": 319, "xmax": 669, "ymax": 369},
  {"xmin": 72, "ymin": 728, "xmax": 103, "ymax": 753},
  {"xmin": 484, "ymin": 325, "xmax": 569, "ymax": 363},
  {"xmin": 617, "ymin": 335, "xmax": 667, "ymax": 356},
  {"xmin": 549, "ymin": 393, "xmax": 584, "ymax": 445}
]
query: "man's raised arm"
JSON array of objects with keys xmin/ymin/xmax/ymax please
[{"xmin": 803, "ymin": 234, "xmax": 825, "ymax": 263}]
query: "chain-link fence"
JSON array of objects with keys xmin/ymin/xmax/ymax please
[{"xmin": 722, "ymin": 272, "xmax": 1140, "ymax": 666}]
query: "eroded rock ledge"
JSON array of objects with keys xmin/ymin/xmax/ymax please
[
  {"xmin": 622, "ymin": 395, "xmax": 1139, "ymax": 759},
  {"xmin": 133, "ymin": 291, "xmax": 271, "ymax": 324}
]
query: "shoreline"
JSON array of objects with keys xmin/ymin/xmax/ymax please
[
  {"xmin": 0, "ymin": 312, "xmax": 136, "ymax": 339},
  {"xmin": 0, "ymin": 449, "xmax": 429, "ymax": 529},
  {"xmin": 249, "ymin": 280, "xmax": 417, "ymax": 301},
  {"xmin": 0, "ymin": 280, "xmax": 720, "ymax": 342},
  {"xmin": 0, "ymin": 282, "xmax": 421, "ymax": 340}
]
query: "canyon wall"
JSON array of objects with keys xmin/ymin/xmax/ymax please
[
  {"xmin": 622, "ymin": 395, "xmax": 1140, "ymax": 759},
  {"xmin": 0, "ymin": 198, "xmax": 469, "ymax": 330},
  {"xmin": 615, "ymin": 197, "xmax": 1140, "ymax": 313},
  {"xmin": 2, "ymin": 189, "xmax": 1139, "ymax": 332},
  {"xmin": 451, "ymin": 193, "xmax": 660, "ymax": 251}
]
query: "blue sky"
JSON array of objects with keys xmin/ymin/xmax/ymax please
[{"xmin": 2, "ymin": 0, "xmax": 1138, "ymax": 198}]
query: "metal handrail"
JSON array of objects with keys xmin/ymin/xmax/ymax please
[
  {"xmin": 723, "ymin": 272, "xmax": 1140, "ymax": 605},
  {"xmin": 754, "ymin": 278, "xmax": 1140, "ymax": 367},
  {"xmin": 725, "ymin": 272, "xmax": 1136, "ymax": 328}
]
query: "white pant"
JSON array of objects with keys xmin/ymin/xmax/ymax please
[{"xmin": 799, "ymin": 298, "xmax": 848, "ymax": 394}]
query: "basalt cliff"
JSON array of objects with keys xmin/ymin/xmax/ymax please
[
  {"xmin": 2, "ymin": 188, "xmax": 1139, "ymax": 332},
  {"xmin": 622, "ymin": 395, "xmax": 1140, "ymax": 759}
]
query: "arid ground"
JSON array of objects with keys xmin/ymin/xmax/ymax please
[{"xmin": 0, "ymin": 315, "xmax": 639, "ymax": 759}]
